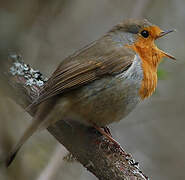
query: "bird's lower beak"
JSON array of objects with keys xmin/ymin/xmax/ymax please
[
  {"xmin": 157, "ymin": 29, "xmax": 176, "ymax": 60},
  {"xmin": 161, "ymin": 51, "xmax": 176, "ymax": 60}
]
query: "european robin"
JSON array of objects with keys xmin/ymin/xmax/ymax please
[{"xmin": 6, "ymin": 19, "xmax": 175, "ymax": 166}]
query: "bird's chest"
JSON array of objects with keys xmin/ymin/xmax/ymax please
[{"xmin": 139, "ymin": 60, "xmax": 158, "ymax": 99}]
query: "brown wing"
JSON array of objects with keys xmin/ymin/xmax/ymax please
[{"xmin": 31, "ymin": 37, "xmax": 136, "ymax": 106}]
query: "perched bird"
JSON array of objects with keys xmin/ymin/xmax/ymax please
[{"xmin": 6, "ymin": 19, "xmax": 175, "ymax": 166}]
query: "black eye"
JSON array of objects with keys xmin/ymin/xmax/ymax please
[{"xmin": 140, "ymin": 30, "xmax": 149, "ymax": 38}]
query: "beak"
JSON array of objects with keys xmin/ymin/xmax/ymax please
[
  {"xmin": 157, "ymin": 29, "xmax": 176, "ymax": 60},
  {"xmin": 161, "ymin": 51, "xmax": 176, "ymax": 60},
  {"xmin": 157, "ymin": 29, "xmax": 176, "ymax": 39}
]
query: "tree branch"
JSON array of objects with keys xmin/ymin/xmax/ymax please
[{"xmin": 0, "ymin": 52, "xmax": 149, "ymax": 180}]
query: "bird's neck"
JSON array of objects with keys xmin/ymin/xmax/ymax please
[
  {"xmin": 132, "ymin": 40, "xmax": 163, "ymax": 68},
  {"xmin": 127, "ymin": 42, "xmax": 163, "ymax": 99}
]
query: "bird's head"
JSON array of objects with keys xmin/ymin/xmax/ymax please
[{"xmin": 109, "ymin": 19, "xmax": 176, "ymax": 65}]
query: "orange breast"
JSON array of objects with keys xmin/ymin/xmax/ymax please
[
  {"xmin": 139, "ymin": 58, "xmax": 157, "ymax": 99},
  {"xmin": 127, "ymin": 40, "xmax": 164, "ymax": 99}
]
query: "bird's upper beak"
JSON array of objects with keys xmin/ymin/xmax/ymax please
[
  {"xmin": 156, "ymin": 29, "xmax": 176, "ymax": 60},
  {"xmin": 157, "ymin": 29, "xmax": 176, "ymax": 39}
]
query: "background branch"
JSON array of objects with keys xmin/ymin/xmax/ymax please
[
  {"xmin": 0, "ymin": 52, "xmax": 148, "ymax": 180},
  {"xmin": 37, "ymin": 145, "xmax": 68, "ymax": 180}
]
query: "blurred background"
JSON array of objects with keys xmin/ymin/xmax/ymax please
[{"xmin": 0, "ymin": 0, "xmax": 184, "ymax": 179}]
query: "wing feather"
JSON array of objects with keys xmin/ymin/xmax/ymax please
[{"xmin": 30, "ymin": 37, "xmax": 136, "ymax": 107}]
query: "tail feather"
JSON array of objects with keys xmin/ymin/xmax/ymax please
[
  {"xmin": 6, "ymin": 148, "xmax": 20, "ymax": 167},
  {"xmin": 25, "ymin": 99, "xmax": 40, "ymax": 112},
  {"xmin": 6, "ymin": 116, "xmax": 43, "ymax": 167},
  {"xmin": 6, "ymin": 98, "xmax": 57, "ymax": 167}
]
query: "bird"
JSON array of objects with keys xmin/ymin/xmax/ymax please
[{"xmin": 6, "ymin": 18, "xmax": 175, "ymax": 167}]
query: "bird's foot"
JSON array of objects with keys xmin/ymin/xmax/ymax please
[
  {"xmin": 92, "ymin": 124, "xmax": 125, "ymax": 154},
  {"xmin": 102, "ymin": 126, "xmax": 112, "ymax": 137}
]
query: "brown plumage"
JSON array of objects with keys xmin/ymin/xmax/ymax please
[{"xmin": 30, "ymin": 39, "xmax": 135, "ymax": 106}]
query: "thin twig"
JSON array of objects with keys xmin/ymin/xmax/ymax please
[{"xmin": 37, "ymin": 145, "xmax": 68, "ymax": 180}]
